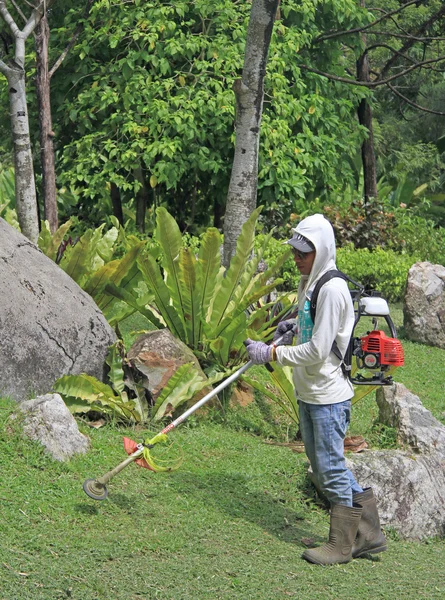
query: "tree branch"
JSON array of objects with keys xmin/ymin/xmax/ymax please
[
  {"xmin": 22, "ymin": 0, "xmax": 57, "ymax": 40},
  {"xmin": 386, "ymin": 81, "xmax": 445, "ymax": 116},
  {"xmin": 299, "ymin": 56, "xmax": 445, "ymax": 88},
  {"xmin": 313, "ymin": 0, "xmax": 425, "ymax": 44},
  {"xmin": 0, "ymin": 56, "xmax": 14, "ymax": 76},
  {"xmin": 379, "ymin": 4, "xmax": 445, "ymax": 80},
  {"xmin": 0, "ymin": 1, "xmax": 22, "ymax": 38},
  {"xmin": 49, "ymin": 0, "xmax": 94, "ymax": 78}
]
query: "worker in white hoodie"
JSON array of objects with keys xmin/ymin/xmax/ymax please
[{"xmin": 245, "ymin": 214, "xmax": 387, "ymax": 565}]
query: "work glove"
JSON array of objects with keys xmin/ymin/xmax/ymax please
[
  {"xmin": 244, "ymin": 339, "xmax": 273, "ymax": 365},
  {"xmin": 273, "ymin": 319, "xmax": 297, "ymax": 346}
]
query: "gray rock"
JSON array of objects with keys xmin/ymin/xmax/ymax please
[
  {"xmin": 376, "ymin": 383, "xmax": 445, "ymax": 455},
  {"xmin": 345, "ymin": 383, "xmax": 445, "ymax": 540},
  {"xmin": 346, "ymin": 450, "xmax": 445, "ymax": 540},
  {"xmin": 0, "ymin": 219, "xmax": 116, "ymax": 401},
  {"xmin": 404, "ymin": 261, "xmax": 445, "ymax": 348},
  {"xmin": 16, "ymin": 393, "xmax": 90, "ymax": 461}
]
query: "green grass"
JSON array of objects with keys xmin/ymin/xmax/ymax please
[
  {"xmin": 1, "ymin": 397, "xmax": 445, "ymax": 600},
  {"xmin": 1, "ymin": 303, "xmax": 444, "ymax": 599}
]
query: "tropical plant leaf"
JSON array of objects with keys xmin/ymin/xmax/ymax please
[
  {"xmin": 104, "ymin": 283, "xmax": 163, "ymax": 329},
  {"xmin": 38, "ymin": 219, "xmax": 73, "ymax": 262},
  {"xmin": 178, "ymin": 248, "xmax": 200, "ymax": 347},
  {"xmin": 155, "ymin": 207, "xmax": 186, "ymax": 328},
  {"xmin": 242, "ymin": 366, "xmax": 299, "ymax": 425},
  {"xmin": 208, "ymin": 206, "xmax": 262, "ymax": 330},
  {"xmin": 84, "ymin": 241, "xmax": 144, "ymax": 306},
  {"xmin": 195, "ymin": 227, "xmax": 222, "ymax": 338},
  {"xmin": 137, "ymin": 252, "xmax": 186, "ymax": 340},
  {"xmin": 151, "ymin": 363, "xmax": 205, "ymax": 421},
  {"xmin": 53, "ymin": 374, "xmax": 140, "ymax": 421},
  {"xmin": 105, "ymin": 342, "xmax": 126, "ymax": 394}
]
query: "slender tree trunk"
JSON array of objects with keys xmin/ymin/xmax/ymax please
[
  {"xmin": 110, "ymin": 182, "xmax": 124, "ymax": 225},
  {"xmin": 222, "ymin": 0, "xmax": 279, "ymax": 267},
  {"xmin": 133, "ymin": 165, "xmax": 149, "ymax": 233},
  {"xmin": 35, "ymin": 14, "xmax": 58, "ymax": 233},
  {"xmin": 357, "ymin": 1, "xmax": 377, "ymax": 203},
  {"xmin": 7, "ymin": 66, "xmax": 39, "ymax": 242}
]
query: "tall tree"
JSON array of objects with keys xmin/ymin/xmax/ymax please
[
  {"xmin": 222, "ymin": 0, "xmax": 279, "ymax": 266},
  {"xmin": 0, "ymin": 0, "xmax": 55, "ymax": 242}
]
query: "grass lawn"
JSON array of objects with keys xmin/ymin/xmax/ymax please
[{"xmin": 1, "ymin": 305, "xmax": 444, "ymax": 599}]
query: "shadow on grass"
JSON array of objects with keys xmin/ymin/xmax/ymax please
[{"xmin": 170, "ymin": 470, "xmax": 324, "ymax": 547}]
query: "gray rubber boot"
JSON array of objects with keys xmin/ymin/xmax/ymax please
[
  {"xmin": 302, "ymin": 504, "xmax": 363, "ymax": 565},
  {"xmin": 352, "ymin": 488, "xmax": 387, "ymax": 558}
]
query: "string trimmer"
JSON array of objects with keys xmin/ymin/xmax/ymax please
[{"xmin": 83, "ymin": 337, "xmax": 284, "ymax": 500}]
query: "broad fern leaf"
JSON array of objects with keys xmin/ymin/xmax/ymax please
[
  {"xmin": 178, "ymin": 248, "xmax": 200, "ymax": 347},
  {"xmin": 137, "ymin": 252, "xmax": 186, "ymax": 340},
  {"xmin": 38, "ymin": 219, "xmax": 73, "ymax": 262},
  {"xmin": 155, "ymin": 207, "xmax": 186, "ymax": 327},
  {"xmin": 195, "ymin": 227, "xmax": 222, "ymax": 337},
  {"xmin": 151, "ymin": 363, "xmax": 205, "ymax": 421},
  {"xmin": 208, "ymin": 206, "xmax": 262, "ymax": 331}
]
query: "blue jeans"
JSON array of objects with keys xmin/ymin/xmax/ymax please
[{"xmin": 299, "ymin": 399, "xmax": 363, "ymax": 507}]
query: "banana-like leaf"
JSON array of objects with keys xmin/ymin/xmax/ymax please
[
  {"xmin": 207, "ymin": 311, "xmax": 248, "ymax": 366},
  {"xmin": 155, "ymin": 207, "xmax": 187, "ymax": 328},
  {"xmin": 242, "ymin": 365, "xmax": 299, "ymax": 425},
  {"xmin": 208, "ymin": 206, "xmax": 262, "ymax": 330},
  {"xmin": 151, "ymin": 363, "xmax": 206, "ymax": 421},
  {"xmin": 96, "ymin": 225, "xmax": 119, "ymax": 263},
  {"xmin": 54, "ymin": 374, "xmax": 140, "ymax": 421},
  {"xmin": 38, "ymin": 219, "xmax": 73, "ymax": 262},
  {"xmin": 60, "ymin": 229, "xmax": 95, "ymax": 286},
  {"xmin": 137, "ymin": 252, "xmax": 186, "ymax": 340},
  {"xmin": 178, "ymin": 248, "xmax": 200, "ymax": 347},
  {"xmin": 195, "ymin": 227, "xmax": 222, "ymax": 338},
  {"xmin": 105, "ymin": 342, "xmax": 126, "ymax": 394},
  {"xmin": 84, "ymin": 241, "xmax": 144, "ymax": 306},
  {"xmin": 104, "ymin": 282, "xmax": 163, "ymax": 329}
]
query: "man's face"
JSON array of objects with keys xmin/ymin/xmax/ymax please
[{"xmin": 292, "ymin": 248, "xmax": 316, "ymax": 275}]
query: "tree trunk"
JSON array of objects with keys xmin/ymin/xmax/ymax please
[
  {"xmin": 222, "ymin": 0, "xmax": 279, "ymax": 267},
  {"xmin": 133, "ymin": 165, "xmax": 149, "ymax": 233},
  {"xmin": 110, "ymin": 182, "xmax": 124, "ymax": 225},
  {"xmin": 7, "ymin": 67, "xmax": 39, "ymax": 242},
  {"xmin": 35, "ymin": 14, "xmax": 58, "ymax": 233},
  {"xmin": 356, "ymin": 1, "xmax": 377, "ymax": 203}
]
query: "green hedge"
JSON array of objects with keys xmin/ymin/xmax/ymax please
[{"xmin": 256, "ymin": 235, "xmax": 417, "ymax": 302}]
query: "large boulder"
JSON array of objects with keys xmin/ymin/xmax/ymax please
[
  {"xmin": 14, "ymin": 393, "xmax": 90, "ymax": 461},
  {"xmin": 404, "ymin": 261, "xmax": 445, "ymax": 348},
  {"xmin": 346, "ymin": 383, "xmax": 445, "ymax": 539},
  {"xmin": 0, "ymin": 219, "xmax": 116, "ymax": 401}
]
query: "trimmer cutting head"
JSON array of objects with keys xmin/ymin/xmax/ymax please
[{"xmin": 83, "ymin": 479, "xmax": 109, "ymax": 500}]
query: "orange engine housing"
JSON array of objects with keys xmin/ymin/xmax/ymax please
[{"xmin": 361, "ymin": 330, "xmax": 404, "ymax": 367}]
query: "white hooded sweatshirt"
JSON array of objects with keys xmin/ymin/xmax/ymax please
[{"xmin": 275, "ymin": 214, "xmax": 355, "ymax": 405}]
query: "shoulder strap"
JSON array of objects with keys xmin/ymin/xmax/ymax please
[
  {"xmin": 309, "ymin": 269, "xmax": 351, "ymax": 372},
  {"xmin": 309, "ymin": 270, "xmax": 348, "ymax": 323}
]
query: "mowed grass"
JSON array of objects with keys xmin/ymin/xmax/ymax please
[
  {"xmin": 1, "ymin": 304, "xmax": 444, "ymax": 599},
  {"xmin": 1, "ymin": 396, "xmax": 444, "ymax": 600}
]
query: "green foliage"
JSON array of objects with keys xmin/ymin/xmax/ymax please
[
  {"xmin": 53, "ymin": 342, "xmax": 149, "ymax": 422},
  {"xmin": 336, "ymin": 245, "xmax": 415, "ymax": 302},
  {"xmin": 0, "ymin": 164, "xmax": 19, "ymax": 228},
  {"xmin": 108, "ymin": 207, "xmax": 291, "ymax": 372},
  {"xmin": 52, "ymin": 0, "xmax": 370, "ymax": 231}
]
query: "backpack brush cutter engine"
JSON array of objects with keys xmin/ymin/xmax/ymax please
[{"xmin": 346, "ymin": 292, "xmax": 404, "ymax": 386}]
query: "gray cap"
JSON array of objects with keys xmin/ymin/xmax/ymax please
[{"xmin": 286, "ymin": 232, "xmax": 315, "ymax": 252}]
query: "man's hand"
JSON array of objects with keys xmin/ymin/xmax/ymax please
[
  {"xmin": 273, "ymin": 320, "xmax": 297, "ymax": 346},
  {"xmin": 244, "ymin": 339, "xmax": 273, "ymax": 365}
]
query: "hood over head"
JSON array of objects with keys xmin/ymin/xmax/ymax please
[{"xmin": 289, "ymin": 213, "xmax": 337, "ymax": 292}]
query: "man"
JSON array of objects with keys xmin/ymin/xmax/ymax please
[{"xmin": 245, "ymin": 214, "xmax": 386, "ymax": 565}]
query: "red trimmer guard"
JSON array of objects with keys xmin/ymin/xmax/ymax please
[{"xmin": 123, "ymin": 437, "xmax": 154, "ymax": 471}]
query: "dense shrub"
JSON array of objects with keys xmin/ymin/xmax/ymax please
[{"xmin": 336, "ymin": 245, "xmax": 416, "ymax": 302}]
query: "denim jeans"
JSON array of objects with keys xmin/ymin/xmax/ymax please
[{"xmin": 299, "ymin": 399, "xmax": 363, "ymax": 507}]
